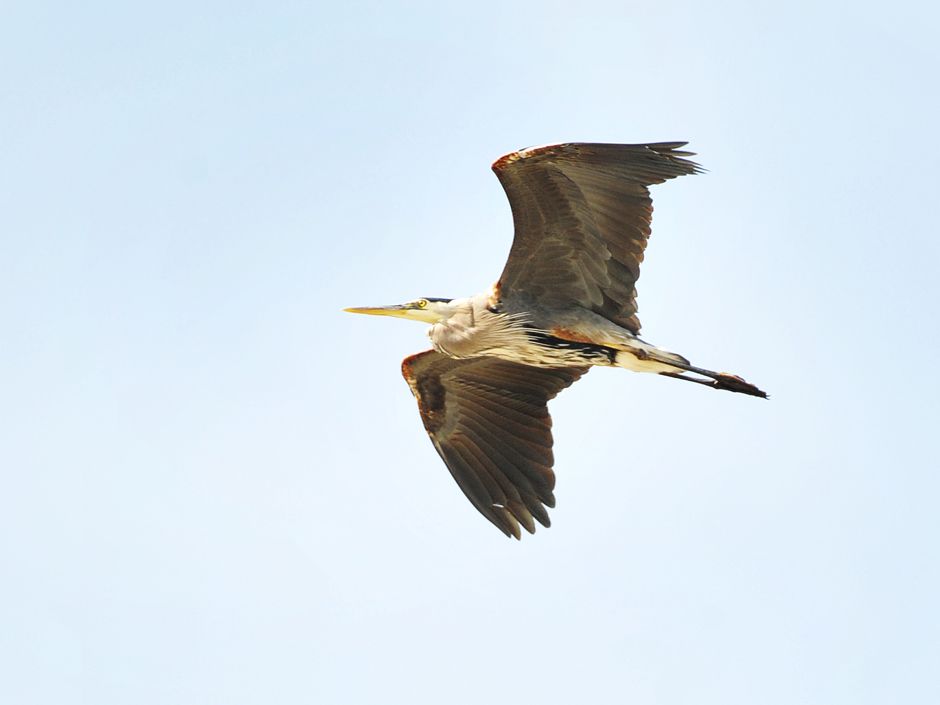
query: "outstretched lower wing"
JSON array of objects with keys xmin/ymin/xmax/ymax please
[
  {"xmin": 492, "ymin": 142, "xmax": 702, "ymax": 334},
  {"xmin": 401, "ymin": 350, "xmax": 588, "ymax": 538}
]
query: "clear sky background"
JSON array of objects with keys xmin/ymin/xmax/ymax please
[{"xmin": 2, "ymin": 2, "xmax": 938, "ymax": 703}]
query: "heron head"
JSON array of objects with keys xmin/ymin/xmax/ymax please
[{"xmin": 344, "ymin": 297, "xmax": 454, "ymax": 324}]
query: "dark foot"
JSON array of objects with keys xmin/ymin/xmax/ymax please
[{"xmin": 712, "ymin": 373, "xmax": 768, "ymax": 399}]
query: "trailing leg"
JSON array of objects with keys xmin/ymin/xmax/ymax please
[{"xmin": 659, "ymin": 368, "xmax": 768, "ymax": 398}]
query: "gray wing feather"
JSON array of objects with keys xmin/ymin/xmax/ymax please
[
  {"xmin": 492, "ymin": 142, "xmax": 702, "ymax": 334},
  {"xmin": 401, "ymin": 350, "xmax": 588, "ymax": 538}
]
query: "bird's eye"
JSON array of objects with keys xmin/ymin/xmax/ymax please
[{"xmin": 416, "ymin": 299, "xmax": 428, "ymax": 309}]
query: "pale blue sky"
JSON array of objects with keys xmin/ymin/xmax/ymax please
[{"xmin": 2, "ymin": 2, "xmax": 938, "ymax": 703}]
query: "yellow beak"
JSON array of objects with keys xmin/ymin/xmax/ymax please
[
  {"xmin": 344, "ymin": 304, "xmax": 443, "ymax": 324},
  {"xmin": 343, "ymin": 305, "xmax": 413, "ymax": 319}
]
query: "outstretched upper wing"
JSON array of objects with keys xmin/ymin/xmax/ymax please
[
  {"xmin": 492, "ymin": 142, "xmax": 702, "ymax": 334},
  {"xmin": 401, "ymin": 350, "xmax": 588, "ymax": 539}
]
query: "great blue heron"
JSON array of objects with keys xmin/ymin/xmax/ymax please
[{"xmin": 346, "ymin": 142, "xmax": 766, "ymax": 539}]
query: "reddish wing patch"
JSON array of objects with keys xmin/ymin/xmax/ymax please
[
  {"xmin": 487, "ymin": 280, "xmax": 502, "ymax": 310},
  {"xmin": 402, "ymin": 352, "xmax": 447, "ymax": 433},
  {"xmin": 550, "ymin": 326, "xmax": 598, "ymax": 344},
  {"xmin": 491, "ymin": 150, "xmax": 525, "ymax": 171}
]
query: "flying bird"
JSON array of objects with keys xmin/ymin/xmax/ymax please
[{"xmin": 346, "ymin": 142, "xmax": 766, "ymax": 539}]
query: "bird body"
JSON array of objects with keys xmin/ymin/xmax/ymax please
[
  {"xmin": 423, "ymin": 291, "xmax": 684, "ymax": 372},
  {"xmin": 346, "ymin": 141, "xmax": 766, "ymax": 539}
]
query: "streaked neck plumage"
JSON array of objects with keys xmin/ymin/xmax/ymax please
[{"xmin": 428, "ymin": 293, "xmax": 530, "ymax": 359}]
